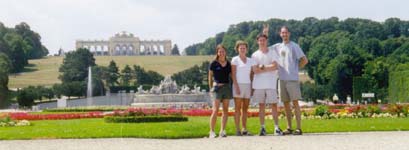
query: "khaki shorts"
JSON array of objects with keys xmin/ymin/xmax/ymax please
[
  {"xmin": 252, "ymin": 89, "xmax": 278, "ymax": 104},
  {"xmin": 233, "ymin": 83, "xmax": 251, "ymax": 99},
  {"xmin": 280, "ymin": 80, "xmax": 302, "ymax": 102}
]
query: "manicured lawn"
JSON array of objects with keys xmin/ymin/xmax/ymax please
[{"xmin": 0, "ymin": 117, "xmax": 408, "ymax": 140}]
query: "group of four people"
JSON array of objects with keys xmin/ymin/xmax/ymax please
[{"xmin": 208, "ymin": 26, "xmax": 308, "ymax": 138}]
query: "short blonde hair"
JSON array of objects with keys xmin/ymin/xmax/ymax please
[{"xmin": 235, "ymin": 40, "xmax": 248, "ymax": 52}]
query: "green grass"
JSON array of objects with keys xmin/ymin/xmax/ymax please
[
  {"xmin": 8, "ymin": 56, "xmax": 213, "ymax": 88},
  {"xmin": 0, "ymin": 117, "xmax": 408, "ymax": 140}
]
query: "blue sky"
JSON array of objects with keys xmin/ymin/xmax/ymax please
[{"xmin": 0, "ymin": 0, "xmax": 408, "ymax": 54}]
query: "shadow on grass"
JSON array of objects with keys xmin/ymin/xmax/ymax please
[{"xmin": 21, "ymin": 64, "xmax": 38, "ymax": 73}]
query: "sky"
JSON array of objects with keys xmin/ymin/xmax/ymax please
[{"xmin": 0, "ymin": 0, "xmax": 408, "ymax": 55}]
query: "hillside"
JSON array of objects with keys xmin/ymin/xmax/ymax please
[{"xmin": 8, "ymin": 56, "xmax": 213, "ymax": 88}]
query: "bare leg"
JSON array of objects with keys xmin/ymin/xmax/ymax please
[
  {"xmin": 234, "ymin": 98, "xmax": 242, "ymax": 132},
  {"xmin": 242, "ymin": 99, "xmax": 250, "ymax": 130},
  {"xmin": 210, "ymin": 100, "xmax": 220, "ymax": 132},
  {"xmin": 259, "ymin": 103, "xmax": 266, "ymax": 127},
  {"xmin": 221, "ymin": 99, "xmax": 230, "ymax": 131},
  {"xmin": 271, "ymin": 103, "xmax": 279, "ymax": 127},
  {"xmin": 293, "ymin": 100, "xmax": 301, "ymax": 129},
  {"xmin": 284, "ymin": 101, "xmax": 292, "ymax": 129}
]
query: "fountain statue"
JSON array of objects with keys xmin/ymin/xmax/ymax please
[
  {"xmin": 132, "ymin": 76, "xmax": 210, "ymax": 108},
  {"xmin": 86, "ymin": 66, "xmax": 93, "ymax": 106}
]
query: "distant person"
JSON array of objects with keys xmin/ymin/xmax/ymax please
[
  {"xmin": 231, "ymin": 40, "xmax": 255, "ymax": 136},
  {"xmin": 208, "ymin": 44, "xmax": 232, "ymax": 138},
  {"xmin": 251, "ymin": 34, "xmax": 283, "ymax": 136},
  {"xmin": 264, "ymin": 25, "xmax": 308, "ymax": 135}
]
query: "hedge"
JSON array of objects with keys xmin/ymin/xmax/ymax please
[
  {"xmin": 104, "ymin": 116, "xmax": 188, "ymax": 123},
  {"xmin": 389, "ymin": 71, "xmax": 409, "ymax": 103},
  {"xmin": 109, "ymin": 85, "xmax": 152, "ymax": 93},
  {"xmin": 43, "ymin": 106, "xmax": 129, "ymax": 112}
]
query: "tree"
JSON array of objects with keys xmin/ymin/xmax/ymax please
[
  {"xmin": 133, "ymin": 65, "xmax": 164, "ymax": 86},
  {"xmin": 0, "ymin": 53, "xmax": 11, "ymax": 107},
  {"xmin": 59, "ymin": 81, "xmax": 86, "ymax": 99},
  {"xmin": 17, "ymin": 86, "xmax": 38, "ymax": 108},
  {"xmin": 3, "ymin": 32, "xmax": 29, "ymax": 72},
  {"xmin": 171, "ymin": 61, "xmax": 209, "ymax": 90},
  {"xmin": 171, "ymin": 44, "xmax": 180, "ymax": 55},
  {"xmin": 90, "ymin": 66, "xmax": 106, "ymax": 96},
  {"xmin": 306, "ymin": 31, "xmax": 370, "ymax": 100},
  {"xmin": 106, "ymin": 60, "xmax": 119, "ymax": 86},
  {"xmin": 14, "ymin": 22, "xmax": 48, "ymax": 59},
  {"xmin": 43, "ymin": 87, "xmax": 55, "ymax": 101},
  {"xmin": 59, "ymin": 48, "xmax": 96, "ymax": 83},
  {"xmin": 120, "ymin": 65, "xmax": 132, "ymax": 86}
]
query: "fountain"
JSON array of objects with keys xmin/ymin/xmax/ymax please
[
  {"xmin": 132, "ymin": 76, "xmax": 210, "ymax": 108},
  {"xmin": 87, "ymin": 66, "xmax": 93, "ymax": 106}
]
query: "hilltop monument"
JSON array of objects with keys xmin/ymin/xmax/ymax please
[{"xmin": 76, "ymin": 31, "xmax": 172, "ymax": 56}]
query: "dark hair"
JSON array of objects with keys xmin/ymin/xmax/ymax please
[
  {"xmin": 280, "ymin": 26, "xmax": 290, "ymax": 32},
  {"xmin": 256, "ymin": 33, "xmax": 268, "ymax": 40}
]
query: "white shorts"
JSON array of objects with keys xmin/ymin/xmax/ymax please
[
  {"xmin": 233, "ymin": 83, "xmax": 251, "ymax": 99},
  {"xmin": 252, "ymin": 89, "xmax": 278, "ymax": 104}
]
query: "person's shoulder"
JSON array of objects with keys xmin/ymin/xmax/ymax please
[
  {"xmin": 251, "ymin": 50, "xmax": 260, "ymax": 56},
  {"xmin": 248, "ymin": 57, "xmax": 257, "ymax": 65},
  {"xmin": 290, "ymin": 41, "xmax": 301, "ymax": 47},
  {"xmin": 231, "ymin": 56, "xmax": 239, "ymax": 61},
  {"xmin": 210, "ymin": 60, "xmax": 218, "ymax": 66},
  {"xmin": 269, "ymin": 43, "xmax": 281, "ymax": 49}
]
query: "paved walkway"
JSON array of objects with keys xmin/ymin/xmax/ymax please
[{"xmin": 1, "ymin": 131, "xmax": 408, "ymax": 150}]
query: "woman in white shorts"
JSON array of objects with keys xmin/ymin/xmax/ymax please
[{"xmin": 231, "ymin": 40, "xmax": 255, "ymax": 136}]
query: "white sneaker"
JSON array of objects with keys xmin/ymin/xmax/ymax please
[
  {"xmin": 219, "ymin": 130, "xmax": 227, "ymax": 138},
  {"xmin": 209, "ymin": 131, "xmax": 217, "ymax": 138}
]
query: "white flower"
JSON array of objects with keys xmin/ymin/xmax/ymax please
[{"xmin": 16, "ymin": 120, "xmax": 31, "ymax": 126}]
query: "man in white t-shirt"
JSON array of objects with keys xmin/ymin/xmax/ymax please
[
  {"xmin": 264, "ymin": 25, "xmax": 308, "ymax": 135},
  {"xmin": 251, "ymin": 33, "xmax": 283, "ymax": 136}
]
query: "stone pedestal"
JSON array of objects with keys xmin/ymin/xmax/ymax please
[{"xmin": 57, "ymin": 97, "xmax": 67, "ymax": 108}]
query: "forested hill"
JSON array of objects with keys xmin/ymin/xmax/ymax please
[
  {"xmin": 185, "ymin": 17, "xmax": 409, "ymax": 101},
  {"xmin": 185, "ymin": 17, "xmax": 409, "ymax": 57}
]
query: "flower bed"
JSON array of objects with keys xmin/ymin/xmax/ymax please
[
  {"xmin": 106, "ymin": 108, "xmax": 188, "ymax": 123},
  {"xmin": 0, "ymin": 116, "xmax": 31, "ymax": 127},
  {"xmin": 8, "ymin": 112, "xmax": 104, "ymax": 120},
  {"xmin": 298, "ymin": 104, "xmax": 409, "ymax": 119},
  {"xmin": 6, "ymin": 104, "xmax": 409, "ymax": 121}
]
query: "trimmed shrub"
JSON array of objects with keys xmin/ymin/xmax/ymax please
[
  {"xmin": 389, "ymin": 71, "xmax": 409, "ymax": 103},
  {"xmin": 314, "ymin": 105, "xmax": 330, "ymax": 117}
]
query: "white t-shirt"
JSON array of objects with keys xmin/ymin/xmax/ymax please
[
  {"xmin": 251, "ymin": 48, "xmax": 279, "ymax": 89},
  {"xmin": 231, "ymin": 56, "xmax": 255, "ymax": 84}
]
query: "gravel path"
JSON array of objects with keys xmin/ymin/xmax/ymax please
[{"xmin": 1, "ymin": 131, "xmax": 408, "ymax": 150}]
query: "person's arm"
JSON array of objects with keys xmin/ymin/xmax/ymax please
[
  {"xmin": 208, "ymin": 70, "xmax": 213, "ymax": 90},
  {"xmin": 250, "ymin": 66, "xmax": 254, "ymax": 96},
  {"xmin": 252, "ymin": 65, "xmax": 264, "ymax": 74},
  {"xmin": 299, "ymin": 56, "xmax": 308, "ymax": 69},
  {"xmin": 231, "ymin": 65, "xmax": 240, "ymax": 95},
  {"xmin": 252, "ymin": 62, "xmax": 277, "ymax": 74},
  {"xmin": 264, "ymin": 61, "xmax": 278, "ymax": 71},
  {"xmin": 263, "ymin": 24, "xmax": 269, "ymax": 37},
  {"xmin": 295, "ymin": 44, "xmax": 308, "ymax": 69}
]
